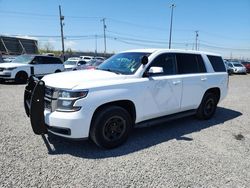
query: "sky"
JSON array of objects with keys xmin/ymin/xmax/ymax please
[{"xmin": 0, "ymin": 0, "xmax": 250, "ymax": 59}]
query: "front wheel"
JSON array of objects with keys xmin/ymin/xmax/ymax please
[
  {"xmin": 15, "ymin": 71, "xmax": 28, "ymax": 84},
  {"xmin": 196, "ymin": 93, "xmax": 218, "ymax": 120},
  {"xmin": 90, "ymin": 106, "xmax": 132, "ymax": 149}
]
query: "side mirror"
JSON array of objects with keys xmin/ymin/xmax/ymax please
[
  {"xmin": 148, "ymin": 67, "xmax": 164, "ymax": 74},
  {"xmin": 141, "ymin": 56, "xmax": 148, "ymax": 65}
]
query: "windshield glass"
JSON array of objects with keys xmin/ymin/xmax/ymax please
[
  {"xmin": 12, "ymin": 54, "xmax": 34, "ymax": 64},
  {"xmin": 233, "ymin": 63, "xmax": 243, "ymax": 67},
  {"xmin": 98, "ymin": 52, "xmax": 151, "ymax": 75},
  {"xmin": 64, "ymin": 60, "xmax": 77, "ymax": 65}
]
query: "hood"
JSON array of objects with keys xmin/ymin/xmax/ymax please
[
  {"xmin": 0, "ymin": 63, "xmax": 31, "ymax": 68},
  {"xmin": 42, "ymin": 69, "xmax": 127, "ymax": 89}
]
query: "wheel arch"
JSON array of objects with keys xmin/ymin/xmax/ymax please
[
  {"xmin": 204, "ymin": 87, "xmax": 221, "ymax": 104},
  {"xmin": 90, "ymin": 100, "xmax": 137, "ymax": 127}
]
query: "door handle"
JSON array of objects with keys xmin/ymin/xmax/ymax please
[
  {"xmin": 173, "ymin": 80, "xmax": 181, "ymax": 85},
  {"xmin": 201, "ymin": 77, "xmax": 207, "ymax": 81}
]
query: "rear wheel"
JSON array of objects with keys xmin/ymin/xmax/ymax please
[
  {"xmin": 90, "ymin": 106, "xmax": 132, "ymax": 149},
  {"xmin": 196, "ymin": 92, "xmax": 218, "ymax": 120},
  {"xmin": 15, "ymin": 71, "xmax": 28, "ymax": 84}
]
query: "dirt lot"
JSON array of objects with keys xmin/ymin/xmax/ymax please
[{"xmin": 0, "ymin": 75, "xmax": 249, "ymax": 187}]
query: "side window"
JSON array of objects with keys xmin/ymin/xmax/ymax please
[
  {"xmin": 78, "ymin": 61, "xmax": 86, "ymax": 65},
  {"xmin": 207, "ymin": 55, "xmax": 226, "ymax": 72},
  {"xmin": 147, "ymin": 53, "xmax": 176, "ymax": 76},
  {"xmin": 33, "ymin": 56, "xmax": 43, "ymax": 64},
  {"xmin": 53, "ymin": 58, "xmax": 63, "ymax": 64},
  {"xmin": 176, "ymin": 53, "xmax": 206, "ymax": 74}
]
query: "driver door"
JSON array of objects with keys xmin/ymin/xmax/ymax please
[{"xmin": 142, "ymin": 53, "xmax": 182, "ymax": 120}]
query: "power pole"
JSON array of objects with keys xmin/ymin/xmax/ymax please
[
  {"xmin": 195, "ymin": 30, "xmax": 199, "ymax": 51},
  {"xmin": 95, "ymin": 34, "xmax": 97, "ymax": 57},
  {"xmin": 59, "ymin": 5, "xmax": 65, "ymax": 61},
  {"xmin": 101, "ymin": 18, "xmax": 107, "ymax": 55},
  {"xmin": 169, "ymin": 4, "xmax": 176, "ymax": 49}
]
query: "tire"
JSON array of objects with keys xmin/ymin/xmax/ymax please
[
  {"xmin": 90, "ymin": 105, "xmax": 132, "ymax": 149},
  {"xmin": 55, "ymin": 70, "xmax": 61, "ymax": 73},
  {"xmin": 15, "ymin": 71, "xmax": 28, "ymax": 84},
  {"xmin": 196, "ymin": 92, "xmax": 218, "ymax": 120},
  {"xmin": 0, "ymin": 79, "xmax": 4, "ymax": 84}
]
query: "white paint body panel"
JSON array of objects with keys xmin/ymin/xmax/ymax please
[{"xmin": 41, "ymin": 49, "xmax": 228, "ymax": 139}]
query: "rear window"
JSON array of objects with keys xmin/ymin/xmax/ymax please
[
  {"xmin": 207, "ymin": 55, "xmax": 226, "ymax": 72},
  {"xmin": 176, "ymin": 53, "xmax": 206, "ymax": 74}
]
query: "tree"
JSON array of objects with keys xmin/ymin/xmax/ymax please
[{"xmin": 43, "ymin": 42, "xmax": 54, "ymax": 52}]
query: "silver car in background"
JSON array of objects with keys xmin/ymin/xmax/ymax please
[
  {"xmin": 64, "ymin": 58, "xmax": 87, "ymax": 71},
  {"xmin": 228, "ymin": 61, "xmax": 247, "ymax": 74}
]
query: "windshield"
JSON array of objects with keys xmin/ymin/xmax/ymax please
[
  {"xmin": 12, "ymin": 55, "xmax": 34, "ymax": 64},
  {"xmin": 64, "ymin": 60, "xmax": 77, "ymax": 65},
  {"xmin": 98, "ymin": 52, "xmax": 151, "ymax": 75},
  {"xmin": 233, "ymin": 63, "xmax": 243, "ymax": 67}
]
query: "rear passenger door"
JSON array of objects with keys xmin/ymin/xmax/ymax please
[
  {"xmin": 143, "ymin": 53, "xmax": 182, "ymax": 119},
  {"xmin": 176, "ymin": 53, "xmax": 207, "ymax": 110},
  {"xmin": 32, "ymin": 56, "xmax": 48, "ymax": 76}
]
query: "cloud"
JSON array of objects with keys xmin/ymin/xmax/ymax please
[{"xmin": 65, "ymin": 40, "xmax": 77, "ymax": 50}]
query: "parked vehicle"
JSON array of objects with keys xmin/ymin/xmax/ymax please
[
  {"xmin": 81, "ymin": 59, "xmax": 104, "ymax": 70},
  {"xmin": 24, "ymin": 49, "xmax": 228, "ymax": 149},
  {"xmin": 80, "ymin": 56, "xmax": 94, "ymax": 62},
  {"xmin": 3, "ymin": 56, "xmax": 16, "ymax": 62},
  {"xmin": 0, "ymin": 54, "xmax": 64, "ymax": 83},
  {"xmin": 228, "ymin": 61, "xmax": 247, "ymax": 74},
  {"xmin": 241, "ymin": 61, "xmax": 250, "ymax": 73},
  {"xmin": 224, "ymin": 61, "xmax": 233, "ymax": 75},
  {"xmin": 93, "ymin": 56, "xmax": 105, "ymax": 61},
  {"xmin": 64, "ymin": 59, "xmax": 87, "ymax": 71}
]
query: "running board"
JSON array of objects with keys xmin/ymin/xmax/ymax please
[{"xmin": 135, "ymin": 110, "xmax": 196, "ymax": 128}]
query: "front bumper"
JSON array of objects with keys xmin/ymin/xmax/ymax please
[
  {"xmin": 0, "ymin": 71, "xmax": 12, "ymax": 79},
  {"xmin": 44, "ymin": 109, "xmax": 91, "ymax": 139},
  {"xmin": 24, "ymin": 76, "xmax": 91, "ymax": 139},
  {"xmin": 233, "ymin": 69, "xmax": 246, "ymax": 73}
]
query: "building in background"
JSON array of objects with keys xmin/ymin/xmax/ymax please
[{"xmin": 0, "ymin": 35, "xmax": 38, "ymax": 55}]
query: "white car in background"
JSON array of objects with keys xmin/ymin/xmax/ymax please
[
  {"xmin": 80, "ymin": 56, "xmax": 94, "ymax": 62},
  {"xmin": 0, "ymin": 54, "xmax": 64, "ymax": 83},
  {"xmin": 228, "ymin": 61, "xmax": 247, "ymax": 74},
  {"xmin": 64, "ymin": 58, "xmax": 87, "ymax": 71}
]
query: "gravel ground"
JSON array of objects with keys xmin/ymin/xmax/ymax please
[{"xmin": 0, "ymin": 75, "xmax": 250, "ymax": 188}]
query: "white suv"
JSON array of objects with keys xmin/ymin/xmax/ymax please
[
  {"xmin": 24, "ymin": 49, "xmax": 228, "ymax": 148},
  {"xmin": 0, "ymin": 54, "xmax": 64, "ymax": 83}
]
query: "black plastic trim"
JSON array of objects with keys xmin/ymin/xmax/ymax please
[{"xmin": 136, "ymin": 109, "xmax": 196, "ymax": 127}]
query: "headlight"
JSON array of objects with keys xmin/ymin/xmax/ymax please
[
  {"xmin": 56, "ymin": 90, "xmax": 88, "ymax": 112},
  {"xmin": 4, "ymin": 67, "xmax": 16, "ymax": 71}
]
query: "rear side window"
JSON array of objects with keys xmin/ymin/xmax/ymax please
[
  {"xmin": 49, "ymin": 57, "xmax": 63, "ymax": 64},
  {"xmin": 176, "ymin": 53, "xmax": 206, "ymax": 74},
  {"xmin": 207, "ymin": 55, "xmax": 226, "ymax": 72}
]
